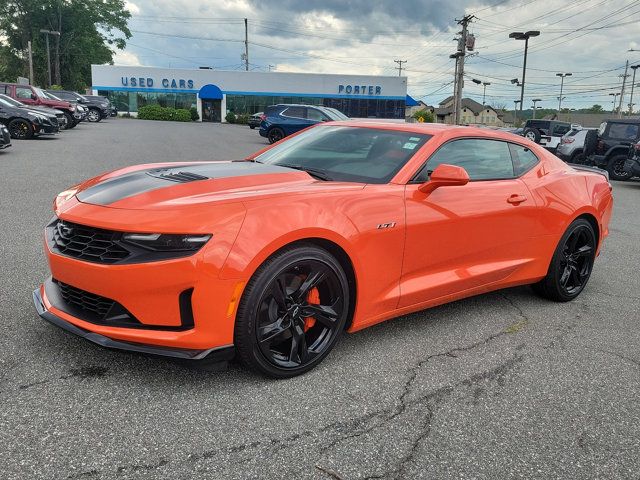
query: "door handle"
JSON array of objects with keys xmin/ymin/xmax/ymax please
[{"xmin": 507, "ymin": 194, "xmax": 527, "ymax": 205}]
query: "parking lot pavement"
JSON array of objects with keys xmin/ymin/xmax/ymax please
[{"xmin": 1, "ymin": 118, "xmax": 639, "ymax": 479}]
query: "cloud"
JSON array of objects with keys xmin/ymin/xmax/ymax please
[
  {"xmin": 113, "ymin": 50, "xmax": 142, "ymax": 66},
  {"xmin": 125, "ymin": 1, "xmax": 141, "ymax": 15}
]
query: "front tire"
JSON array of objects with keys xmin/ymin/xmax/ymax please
[
  {"xmin": 61, "ymin": 112, "xmax": 74, "ymax": 130},
  {"xmin": 234, "ymin": 244, "xmax": 350, "ymax": 378},
  {"xmin": 607, "ymin": 154, "xmax": 632, "ymax": 181},
  {"xmin": 86, "ymin": 108, "xmax": 102, "ymax": 123},
  {"xmin": 8, "ymin": 119, "xmax": 33, "ymax": 139},
  {"xmin": 533, "ymin": 218, "xmax": 596, "ymax": 302}
]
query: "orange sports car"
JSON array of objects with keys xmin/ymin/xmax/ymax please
[{"xmin": 34, "ymin": 122, "xmax": 613, "ymax": 377}]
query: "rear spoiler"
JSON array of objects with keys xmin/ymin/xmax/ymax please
[{"xmin": 568, "ymin": 163, "xmax": 609, "ymax": 181}]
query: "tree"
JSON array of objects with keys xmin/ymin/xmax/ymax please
[
  {"xmin": 490, "ymin": 100, "xmax": 507, "ymax": 112},
  {"xmin": 587, "ymin": 104, "xmax": 603, "ymax": 113},
  {"xmin": 0, "ymin": 1, "xmax": 131, "ymax": 91}
]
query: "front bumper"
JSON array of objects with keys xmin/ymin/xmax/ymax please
[
  {"xmin": 35, "ymin": 123, "xmax": 60, "ymax": 135},
  {"xmin": 33, "ymin": 285, "xmax": 235, "ymax": 361}
]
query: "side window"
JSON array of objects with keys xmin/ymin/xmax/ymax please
[
  {"xmin": 607, "ymin": 123, "xmax": 639, "ymax": 140},
  {"xmin": 15, "ymin": 86, "xmax": 33, "ymax": 99},
  {"xmin": 553, "ymin": 124, "xmax": 570, "ymax": 136},
  {"xmin": 415, "ymin": 139, "xmax": 515, "ymax": 182},
  {"xmin": 282, "ymin": 106, "xmax": 305, "ymax": 119},
  {"xmin": 509, "ymin": 143, "xmax": 539, "ymax": 176},
  {"xmin": 306, "ymin": 108, "xmax": 328, "ymax": 122}
]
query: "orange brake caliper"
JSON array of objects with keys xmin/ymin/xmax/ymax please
[{"xmin": 303, "ymin": 287, "xmax": 320, "ymax": 331}]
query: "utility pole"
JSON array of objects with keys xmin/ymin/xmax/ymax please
[
  {"xmin": 513, "ymin": 100, "xmax": 521, "ymax": 126},
  {"xmin": 628, "ymin": 64, "xmax": 639, "ymax": 116},
  {"xmin": 39, "ymin": 29, "xmax": 60, "ymax": 87},
  {"xmin": 449, "ymin": 53, "xmax": 460, "ymax": 125},
  {"xmin": 244, "ymin": 18, "xmax": 249, "ymax": 71},
  {"xmin": 27, "ymin": 41, "xmax": 34, "ymax": 85},
  {"xmin": 618, "ymin": 60, "xmax": 629, "ymax": 118},
  {"xmin": 394, "ymin": 59, "xmax": 407, "ymax": 77},
  {"xmin": 610, "ymin": 92, "xmax": 620, "ymax": 112},
  {"xmin": 531, "ymin": 98, "xmax": 541, "ymax": 119},
  {"xmin": 55, "ymin": 6, "xmax": 61, "ymax": 85},
  {"xmin": 452, "ymin": 15, "xmax": 474, "ymax": 125}
]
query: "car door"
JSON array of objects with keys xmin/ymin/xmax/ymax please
[
  {"xmin": 15, "ymin": 85, "xmax": 36, "ymax": 106},
  {"xmin": 399, "ymin": 138, "xmax": 539, "ymax": 308},
  {"xmin": 306, "ymin": 107, "xmax": 330, "ymax": 125}
]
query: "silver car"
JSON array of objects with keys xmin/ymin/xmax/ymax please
[{"xmin": 555, "ymin": 125, "xmax": 595, "ymax": 163}]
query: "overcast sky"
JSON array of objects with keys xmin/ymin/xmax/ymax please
[{"xmin": 116, "ymin": 0, "xmax": 640, "ymax": 110}]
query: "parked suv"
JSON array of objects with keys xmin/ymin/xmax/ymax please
[
  {"xmin": 522, "ymin": 120, "xmax": 572, "ymax": 152},
  {"xmin": 583, "ymin": 118, "xmax": 640, "ymax": 180},
  {"xmin": 259, "ymin": 104, "xmax": 348, "ymax": 143},
  {"xmin": 0, "ymin": 94, "xmax": 60, "ymax": 138},
  {"xmin": 46, "ymin": 90, "xmax": 110, "ymax": 122},
  {"xmin": 0, "ymin": 83, "xmax": 77, "ymax": 129},
  {"xmin": 555, "ymin": 125, "xmax": 594, "ymax": 163}
]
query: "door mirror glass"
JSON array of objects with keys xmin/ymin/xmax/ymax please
[{"xmin": 418, "ymin": 164, "xmax": 470, "ymax": 194}]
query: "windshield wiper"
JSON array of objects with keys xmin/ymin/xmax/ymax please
[{"xmin": 278, "ymin": 164, "xmax": 333, "ymax": 181}]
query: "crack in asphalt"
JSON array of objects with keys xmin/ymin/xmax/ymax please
[
  {"xmin": 19, "ymin": 366, "xmax": 110, "ymax": 391},
  {"xmin": 66, "ymin": 295, "xmax": 532, "ymax": 479},
  {"xmin": 599, "ymin": 350, "xmax": 640, "ymax": 369}
]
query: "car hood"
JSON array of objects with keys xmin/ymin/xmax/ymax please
[
  {"xmin": 74, "ymin": 161, "xmax": 364, "ymax": 210},
  {"xmin": 22, "ymin": 106, "xmax": 59, "ymax": 117}
]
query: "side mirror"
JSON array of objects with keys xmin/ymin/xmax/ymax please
[
  {"xmin": 31, "ymin": 93, "xmax": 37, "ymax": 100},
  {"xmin": 418, "ymin": 164, "xmax": 470, "ymax": 194}
]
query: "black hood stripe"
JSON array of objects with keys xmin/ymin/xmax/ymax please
[{"xmin": 76, "ymin": 162, "xmax": 294, "ymax": 206}]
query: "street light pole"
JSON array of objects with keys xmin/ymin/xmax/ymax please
[
  {"xmin": 509, "ymin": 31, "xmax": 540, "ymax": 112},
  {"xmin": 531, "ymin": 98, "xmax": 542, "ymax": 119},
  {"xmin": 513, "ymin": 99, "xmax": 521, "ymax": 125},
  {"xmin": 628, "ymin": 65, "xmax": 639, "ymax": 116},
  {"xmin": 471, "ymin": 78, "xmax": 491, "ymax": 105},
  {"xmin": 610, "ymin": 93, "xmax": 620, "ymax": 112},
  {"xmin": 556, "ymin": 72, "xmax": 572, "ymax": 111}
]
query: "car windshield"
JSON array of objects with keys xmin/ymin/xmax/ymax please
[
  {"xmin": 32, "ymin": 87, "xmax": 49, "ymax": 99},
  {"xmin": 0, "ymin": 94, "xmax": 24, "ymax": 107},
  {"xmin": 254, "ymin": 125, "xmax": 431, "ymax": 184},
  {"xmin": 41, "ymin": 90, "xmax": 62, "ymax": 101}
]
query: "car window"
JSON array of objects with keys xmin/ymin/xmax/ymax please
[
  {"xmin": 15, "ymin": 86, "xmax": 33, "ymax": 99},
  {"xmin": 255, "ymin": 125, "xmax": 431, "ymax": 184},
  {"xmin": 607, "ymin": 123, "xmax": 639, "ymax": 140},
  {"xmin": 282, "ymin": 106, "xmax": 305, "ymax": 119},
  {"xmin": 553, "ymin": 124, "xmax": 571, "ymax": 136},
  {"xmin": 306, "ymin": 108, "xmax": 328, "ymax": 122},
  {"xmin": 415, "ymin": 138, "xmax": 514, "ymax": 182},
  {"xmin": 509, "ymin": 144, "xmax": 539, "ymax": 176}
]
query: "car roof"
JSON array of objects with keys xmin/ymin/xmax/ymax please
[{"xmin": 602, "ymin": 118, "xmax": 640, "ymax": 124}]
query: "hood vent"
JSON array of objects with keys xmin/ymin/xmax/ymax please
[{"xmin": 147, "ymin": 169, "xmax": 210, "ymax": 183}]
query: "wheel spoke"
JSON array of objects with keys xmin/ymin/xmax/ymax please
[
  {"xmin": 573, "ymin": 245, "xmax": 593, "ymax": 258},
  {"xmin": 258, "ymin": 318, "xmax": 290, "ymax": 346},
  {"xmin": 301, "ymin": 301, "xmax": 340, "ymax": 329},
  {"xmin": 271, "ymin": 277, "xmax": 288, "ymax": 308},
  {"xmin": 559, "ymin": 266, "xmax": 571, "ymax": 287},
  {"xmin": 289, "ymin": 324, "xmax": 308, "ymax": 364},
  {"xmin": 294, "ymin": 268, "xmax": 326, "ymax": 300},
  {"xmin": 567, "ymin": 231, "xmax": 580, "ymax": 253},
  {"xmin": 569, "ymin": 266, "xmax": 582, "ymax": 288}
]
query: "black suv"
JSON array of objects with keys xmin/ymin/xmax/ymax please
[
  {"xmin": 583, "ymin": 119, "xmax": 640, "ymax": 180},
  {"xmin": 522, "ymin": 120, "xmax": 572, "ymax": 152},
  {"xmin": 0, "ymin": 93, "xmax": 59, "ymax": 139},
  {"xmin": 46, "ymin": 90, "xmax": 110, "ymax": 122}
]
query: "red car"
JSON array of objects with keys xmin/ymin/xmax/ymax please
[
  {"xmin": 0, "ymin": 83, "xmax": 77, "ymax": 129},
  {"xmin": 34, "ymin": 122, "xmax": 614, "ymax": 377}
]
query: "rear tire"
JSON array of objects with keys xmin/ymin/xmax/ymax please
[
  {"xmin": 267, "ymin": 127, "xmax": 285, "ymax": 144},
  {"xmin": 86, "ymin": 108, "xmax": 102, "ymax": 123},
  {"xmin": 607, "ymin": 154, "xmax": 632, "ymax": 181},
  {"xmin": 532, "ymin": 218, "xmax": 596, "ymax": 302},
  {"xmin": 583, "ymin": 129, "xmax": 598, "ymax": 156},
  {"xmin": 523, "ymin": 127, "xmax": 541, "ymax": 143},
  {"xmin": 8, "ymin": 119, "xmax": 33, "ymax": 139},
  {"xmin": 570, "ymin": 150, "xmax": 585, "ymax": 164},
  {"xmin": 234, "ymin": 244, "xmax": 350, "ymax": 378}
]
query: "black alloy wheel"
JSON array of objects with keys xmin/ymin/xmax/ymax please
[
  {"xmin": 267, "ymin": 127, "xmax": 285, "ymax": 144},
  {"xmin": 61, "ymin": 112, "xmax": 74, "ymax": 130},
  {"xmin": 8, "ymin": 119, "xmax": 32, "ymax": 139},
  {"xmin": 607, "ymin": 154, "xmax": 632, "ymax": 181},
  {"xmin": 86, "ymin": 108, "xmax": 102, "ymax": 123},
  {"xmin": 533, "ymin": 218, "xmax": 596, "ymax": 302},
  {"xmin": 235, "ymin": 245, "xmax": 349, "ymax": 378}
]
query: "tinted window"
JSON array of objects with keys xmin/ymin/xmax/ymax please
[
  {"xmin": 255, "ymin": 125, "xmax": 431, "ymax": 184},
  {"xmin": 282, "ymin": 106, "xmax": 305, "ymax": 118},
  {"xmin": 15, "ymin": 86, "xmax": 32, "ymax": 99},
  {"xmin": 552, "ymin": 124, "xmax": 571, "ymax": 136},
  {"xmin": 307, "ymin": 108, "xmax": 329, "ymax": 121},
  {"xmin": 509, "ymin": 144, "xmax": 539, "ymax": 176},
  {"xmin": 527, "ymin": 120, "xmax": 549, "ymax": 129},
  {"xmin": 608, "ymin": 123, "xmax": 639, "ymax": 140},
  {"xmin": 415, "ymin": 139, "xmax": 514, "ymax": 182}
]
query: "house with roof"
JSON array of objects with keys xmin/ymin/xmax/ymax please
[{"xmin": 424, "ymin": 96, "xmax": 503, "ymax": 126}]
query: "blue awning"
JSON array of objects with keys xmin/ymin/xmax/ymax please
[
  {"xmin": 198, "ymin": 84, "xmax": 223, "ymax": 100},
  {"xmin": 406, "ymin": 94, "xmax": 419, "ymax": 107}
]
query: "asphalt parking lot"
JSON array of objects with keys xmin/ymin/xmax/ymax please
[{"xmin": 1, "ymin": 118, "xmax": 639, "ymax": 479}]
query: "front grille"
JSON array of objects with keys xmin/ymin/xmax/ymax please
[
  {"xmin": 56, "ymin": 279, "xmax": 116, "ymax": 320},
  {"xmin": 50, "ymin": 219, "xmax": 131, "ymax": 264}
]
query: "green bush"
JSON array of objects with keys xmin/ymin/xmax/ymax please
[
  {"xmin": 412, "ymin": 109, "xmax": 434, "ymax": 123},
  {"xmin": 138, "ymin": 105, "xmax": 191, "ymax": 122},
  {"xmin": 235, "ymin": 114, "xmax": 249, "ymax": 125},
  {"xmin": 225, "ymin": 111, "xmax": 236, "ymax": 123},
  {"xmin": 189, "ymin": 106, "xmax": 199, "ymax": 121}
]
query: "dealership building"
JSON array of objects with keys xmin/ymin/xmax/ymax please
[{"xmin": 90, "ymin": 65, "xmax": 413, "ymax": 122}]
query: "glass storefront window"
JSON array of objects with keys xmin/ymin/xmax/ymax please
[{"xmin": 97, "ymin": 90, "xmax": 196, "ymax": 113}]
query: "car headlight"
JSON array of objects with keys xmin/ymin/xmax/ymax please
[
  {"xmin": 69, "ymin": 105, "xmax": 75, "ymax": 111},
  {"xmin": 122, "ymin": 233, "xmax": 212, "ymax": 252}
]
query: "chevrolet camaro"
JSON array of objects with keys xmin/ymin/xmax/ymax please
[{"xmin": 34, "ymin": 122, "xmax": 614, "ymax": 378}]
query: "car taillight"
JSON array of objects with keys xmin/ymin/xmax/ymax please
[
  {"xmin": 634, "ymin": 143, "xmax": 640, "ymax": 151},
  {"xmin": 561, "ymin": 137, "xmax": 575, "ymax": 144},
  {"xmin": 260, "ymin": 114, "xmax": 266, "ymax": 121}
]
